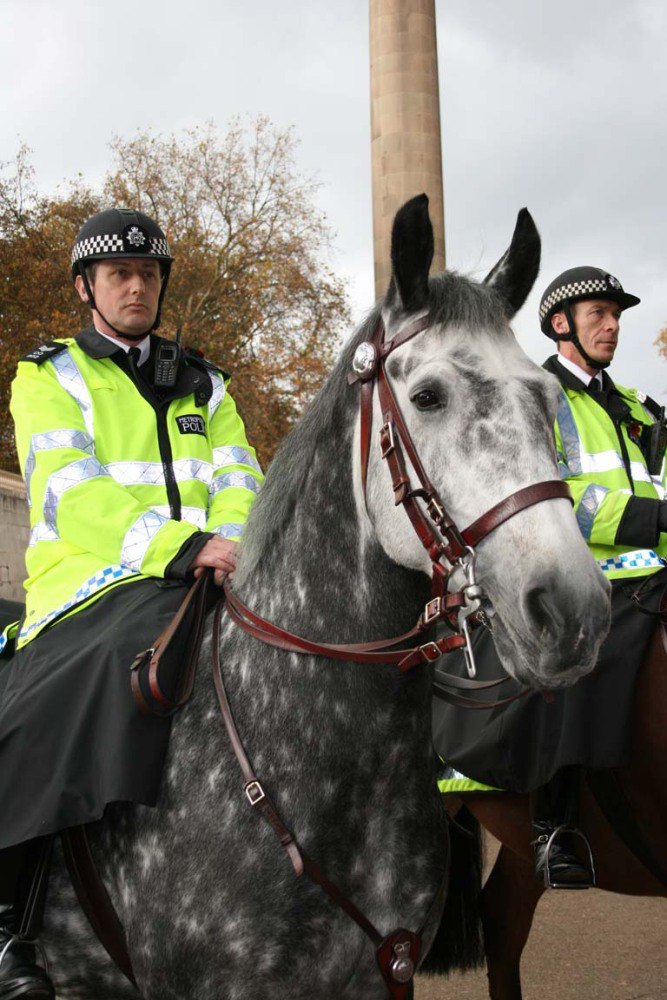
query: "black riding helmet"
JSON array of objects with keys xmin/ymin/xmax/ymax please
[
  {"xmin": 71, "ymin": 208, "xmax": 173, "ymax": 339},
  {"xmin": 539, "ymin": 266, "xmax": 640, "ymax": 370}
]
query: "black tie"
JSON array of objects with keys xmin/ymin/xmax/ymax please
[{"xmin": 588, "ymin": 378, "xmax": 601, "ymax": 394}]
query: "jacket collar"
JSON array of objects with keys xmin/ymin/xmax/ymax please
[
  {"xmin": 75, "ymin": 326, "xmax": 212, "ymax": 406},
  {"xmin": 543, "ymin": 354, "xmax": 615, "ymax": 394},
  {"xmin": 75, "ymin": 325, "xmax": 123, "ymax": 359}
]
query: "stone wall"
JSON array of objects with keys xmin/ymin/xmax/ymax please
[{"xmin": 0, "ymin": 471, "xmax": 29, "ymax": 602}]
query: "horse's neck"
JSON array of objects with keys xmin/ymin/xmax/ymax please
[
  {"xmin": 217, "ymin": 418, "xmax": 434, "ymax": 785},
  {"xmin": 234, "ymin": 430, "xmax": 428, "ymax": 644}
]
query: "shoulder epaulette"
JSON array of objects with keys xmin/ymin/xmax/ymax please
[
  {"xmin": 185, "ymin": 348, "xmax": 230, "ymax": 380},
  {"xmin": 20, "ymin": 341, "xmax": 69, "ymax": 365},
  {"xmin": 636, "ymin": 391, "xmax": 664, "ymax": 421}
]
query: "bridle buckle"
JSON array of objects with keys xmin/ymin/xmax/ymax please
[
  {"xmin": 426, "ymin": 495, "xmax": 445, "ymax": 525},
  {"xmin": 245, "ymin": 780, "xmax": 266, "ymax": 806},
  {"xmin": 379, "ymin": 421, "xmax": 396, "ymax": 459},
  {"xmin": 422, "ymin": 598, "xmax": 442, "ymax": 626},
  {"xmin": 418, "ymin": 641, "xmax": 442, "ymax": 663}
]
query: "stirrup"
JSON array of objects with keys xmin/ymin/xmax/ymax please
[
  {"xmin": 0, "ymin": 933, "xmax": 50, "ymax": 976},
  {"xmin": 537, "ymin": 824, "xmax": 596, "ymax": 890}
]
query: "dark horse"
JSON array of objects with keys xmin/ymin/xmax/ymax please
[
  {"xmin": 13, "ymin": 198, "xmax": 610, "ymax": 999},
  {"xmin": 441, "ymin": 618, "xmax": 667, "ymax": 1000}
]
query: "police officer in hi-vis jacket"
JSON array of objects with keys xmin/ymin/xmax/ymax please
[{"xmin": 0, "ymin": 209, "xmax": 262, "ymax": 998}]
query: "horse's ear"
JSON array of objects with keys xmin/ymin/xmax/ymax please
[
  {"xmin": 484, "ymin": 208, "xmax": 541, "ymax": 317},
  {"xmin": 387, "ymin": 194, "xmax": 434, "ymax": 312}
]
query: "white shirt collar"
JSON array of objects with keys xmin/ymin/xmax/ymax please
[
  {"xmin": 557, "ymin": 351, "xmax": 604, "ymax": 391},
  {"xmin": 95, "ymin": 329, "xmax": 151, "ymax": 367}
]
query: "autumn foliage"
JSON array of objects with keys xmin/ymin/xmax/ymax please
[
  {"xmin": 655, "ymin": 325, "xmax": 667, "ymax": 362},
  {"xmin": 0, "ymin": 121, "xmax": 350, "ymax": 472}
]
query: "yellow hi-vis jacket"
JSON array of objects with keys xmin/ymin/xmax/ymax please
[
  {"xmin": 9, "ymin": 329, "xmax": 262, "ymax": 649},
  {"xmin": 546, "ymin": 356, "xmax": 667, "ymax": 580}
]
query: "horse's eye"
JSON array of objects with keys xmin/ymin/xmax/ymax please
[{"xmin": 411, "ymin": 389, "xmax": 441, "ymax": 411}]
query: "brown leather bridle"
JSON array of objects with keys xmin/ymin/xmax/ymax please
[
  {"xmin": 214, "ymin": 312, "xmax": 571, "ymax": 996},
  {"xmin": 224, "ymin": 313, "xmax": 571, "ymax": 680}
]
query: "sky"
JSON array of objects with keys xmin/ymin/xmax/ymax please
[{"xmin": 2, "ymin": 0, "xmax": 666, "ymax": 398}]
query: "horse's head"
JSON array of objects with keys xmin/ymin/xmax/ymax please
[{"xmin": 359, "ymin": 195, "xmax": 610, "ymax": 689}]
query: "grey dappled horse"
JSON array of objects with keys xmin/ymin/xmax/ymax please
[{"xmin": 42, "ymin": 197, "xmax": 610, "ymax": 999}]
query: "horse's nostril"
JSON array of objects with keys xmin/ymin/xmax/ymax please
[{"xmin": 523, "ymin": 585, "xmax": 558, "ymax": 632}]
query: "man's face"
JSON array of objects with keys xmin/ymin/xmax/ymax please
[
  {"xmin": 75, "ymin": 258, "xmax": 163, "ymax": 336},
  {"xmin": 552, "ymin": 298, "xmax": 622, "ymax": 367}
]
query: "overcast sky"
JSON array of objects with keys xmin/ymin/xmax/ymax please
[{"xmin": 2, "ymin": 0, "xmax": 666, "ymax": 398}]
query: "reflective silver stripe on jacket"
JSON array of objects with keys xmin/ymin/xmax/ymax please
[
  {"xmin": 120, "ymin": 510, "xmax": 170, "ymax": 571},
  {"xmin": 209, "ymin": 372, "xmax": 226, "ymax": 420},
  {"xmin": 575, "ymin": 484, "xmax": 609, "ymax": 540},
  {"xmin": 212, "ymin": 445, "xmax": 262, "ymax": 475},
  {"xmin": 150, "ymin": 505, "xmax": 207, "ymax": 528},
  {"xmin": 556, "ymin": 394, "xmax": 582, "ymax": 475},
  {"xmin": 105, "ymin": 458, "xmax": 214, "ymax": 487},
  {"xmin": 24, "ymin": 429, "xmax": 95, "ymax": 507},
  {"xmin": 51, "ymin": 350, "xmax": 95, "ymax": 439},
  {"xmin": 212, "ymin": 522, "xmax": 246, "ymax": 539},
  {"xmin": 209, "ymin": 472, "xmax": 261, "ymax": 497},
  {"xmin": 43, "ymin": 457, "xmax": 109, "ymax": 530},
  {"xmin": 18, "ymin": 564, "xmax": 137, "ymax": 644},
  {"xmin": 28, "ymin": 521, "xmax": 60, "ymax": 547}
]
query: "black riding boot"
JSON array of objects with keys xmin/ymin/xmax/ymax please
[
  {"xmin": 0, "ymin": 838, "xmax": 55, "ymax": 999},
  {"xmin": 530, "ymin": 767, "xmax": 594, "ymax": 889}
]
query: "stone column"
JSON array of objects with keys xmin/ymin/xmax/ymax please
[
  {"xmin": 0, "ymin": 471, "xmax": 28, "ymax": 601},
  {"xmin": 370, "ymin": 0, "xmax": 446, "ymax": 299}
]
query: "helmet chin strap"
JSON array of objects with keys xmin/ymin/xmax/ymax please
[
  {"xmin": 557, "ymin": 302, "xmax": 610, "ymax": 371},
  {"xmin": 80, "ymin": 269, "xmax": 156, "ymax": 342}
]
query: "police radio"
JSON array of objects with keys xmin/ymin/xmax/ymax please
[{"xmin": 154, "ymin": 330, "xmax": 182, "ymax": 389}]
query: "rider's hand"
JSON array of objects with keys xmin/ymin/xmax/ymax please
[{"xmin": 188, "ymin": 537, "xmax": 238, "ymax": 587}]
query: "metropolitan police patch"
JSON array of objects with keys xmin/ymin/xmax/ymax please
[{"xmin": 176, "ymin": 414, "xmax": 206, "ymax": 437}]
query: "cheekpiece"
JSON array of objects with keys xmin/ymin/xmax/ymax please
[{"xmin": 351, "ymin": 341, "xmax": 378, "ymax": 380}]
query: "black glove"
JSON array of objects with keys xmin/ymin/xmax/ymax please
[{"xmin": 659, "ymin": 501, "xmax": 667, "ymax": 534}]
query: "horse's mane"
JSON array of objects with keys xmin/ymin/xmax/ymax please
[{"xmin": 239, "ymin": 271, "xmax": 510, "ymax": 571}]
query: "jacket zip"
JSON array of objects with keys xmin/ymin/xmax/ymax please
[
  {"xmin": 156, "ymin": 399, "xmax": 182, "ymax": 521},
  {"xmin": 125, "ymin": 355, "xmax": 182, "ymax": 521}
]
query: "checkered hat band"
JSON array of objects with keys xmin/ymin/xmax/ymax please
[
  {"xmin": 71, "ymin": 234, "xmax": 171, "ymax": 264},
  {"xmin": 539, "ymin": 279, "xmax": 608, "ymax": 321}
]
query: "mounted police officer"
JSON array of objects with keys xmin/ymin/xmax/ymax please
[
  {"xmin": 433, "ymin": 265, "xmax": 667, "ymax": 888},
  {"xmin": 0, "ymin": 208, "xmax": 262, "ymax": 997},
  {"xmin": 531, "ymin": 267, "xmax": 666, "ymax": 884}
]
